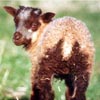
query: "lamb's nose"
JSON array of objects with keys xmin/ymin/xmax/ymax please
[{"xmin": 13, "ymin": 32, "xmax": 22, "ymax": 40}]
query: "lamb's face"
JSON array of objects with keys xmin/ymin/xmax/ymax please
[
  {"xmin": 14, "ymin": 6, "xmax": 41, "ymax": 46},
  {"xmin": 4, "ymin": 6, "xmax": 55, "ymax": 48}
]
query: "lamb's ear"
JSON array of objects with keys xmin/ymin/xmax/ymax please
[
  {"xmin": 4, "ymin": 6, "xmax": 17, "ymax": 17},
  {"xmin": 41, "ymin": 12, "xmax": 55, "ymax": 23}
]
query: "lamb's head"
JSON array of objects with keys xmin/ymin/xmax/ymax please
[{"xmin": 4, "ymin": 6, "xmax": 55, "ymax": 49}]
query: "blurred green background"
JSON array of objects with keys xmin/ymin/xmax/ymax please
[{"xmin": 0, "ymin": 0, "xmax": 100, "ymax": 100}]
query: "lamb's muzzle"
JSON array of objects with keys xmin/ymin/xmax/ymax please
[{"xmin": 13, "ymin": 32, "xmax": 23, "ymax": 45}]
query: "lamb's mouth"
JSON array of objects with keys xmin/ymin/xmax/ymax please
[
  {"xmin": 13, "ymin": 38, "xmax": 31, "ymax": 49},
  {"xmin": 23, "ymin": 38, "xmax": 31, "ymax": 49},
  {"xmin": 13, "ymin": 31, "xmax": 32, "ymax": 49}
]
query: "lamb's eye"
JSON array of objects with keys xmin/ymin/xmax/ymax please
[
  {"xmin": 31, "ymin": 22, "xmax": 39, "ymax": 31},
  {"xmin": 25, "ymin": 20, "xmax": 32, "ymax": 29},
  {"xmin": 32, "ymin": 23, "xmax": 38, "ymax": 27}
]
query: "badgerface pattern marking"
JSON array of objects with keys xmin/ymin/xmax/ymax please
[
  {"xmin": 4, "ymin": 6, "xmax": 95, "ymax": 100},
  {"xmin": 14, "ymin": 7, "xmax": 41, "ymax": 44}
]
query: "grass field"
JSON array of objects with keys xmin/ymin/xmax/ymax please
[{"xmin": 0, "ymin": 2, "xmax": 100, "ymax": 100}]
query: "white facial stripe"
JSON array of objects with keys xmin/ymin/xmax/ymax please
[
  {"xmin": 16, "ymin": 21, "xmax": 25, "ymax": 33},
  {"xmin": 18, "ymin": 9, "xmax": 32, "ymax": 20}
]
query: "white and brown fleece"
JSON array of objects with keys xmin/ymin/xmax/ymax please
[{"xmin": 4, "ymin": 6, "xmax": 95, "ymax": 100}]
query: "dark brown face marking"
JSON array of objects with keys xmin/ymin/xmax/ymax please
[
  {"xmin": 9, "ymin": 6, "xmax": 42, "ymax": 49},
  {"xmin": 14, "ymin": 6, "xmax": 42, "ymax": 31},
  {"xmin": 24, "ymin": 14, "xmax": 41, "ymax": 31},
  {"xmin": 4, "ymin": 6, "xmax": 55, "ymax": 49},
  {"xmin": 14, "ymin": 16, "xmax": 20, "ymax": 27}
]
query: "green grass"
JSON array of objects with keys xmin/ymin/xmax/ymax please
[{"xmin": 0, "ymin": 5, "xmax": 100, "ymax": 100}]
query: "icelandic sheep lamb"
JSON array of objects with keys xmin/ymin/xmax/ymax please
[{"xmin": 4, "ymin": 6, "xmax": 95, "ymax": 100}]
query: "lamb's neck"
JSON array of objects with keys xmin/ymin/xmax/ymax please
[
  {"xmin": 26, "ymin": 21, "xmax": 51, "ymax": 67},
  {"xmin": 27, "ymin": 44, "xmax": 41, "ymax": 63}
]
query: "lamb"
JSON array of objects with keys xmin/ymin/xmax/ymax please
[{"xmin": 4, "ymin": 6, "xmax": 95, "ymax": 100}]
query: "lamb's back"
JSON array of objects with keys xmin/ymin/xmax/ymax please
[{"xmin": 39, "ymin": 17, "xmax": 94, "ymax": 61}]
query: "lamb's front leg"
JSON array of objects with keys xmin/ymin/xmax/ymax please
[{"xmin": 30, "ymin": 71, "xmax": 54, "ymax": 100}]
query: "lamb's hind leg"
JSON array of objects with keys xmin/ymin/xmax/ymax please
[
  {"xmin": 65, "ymin": 74, "xmax": 75, "ymax": 100},
  {"xmin": 30, "ymin": 75, "xmax": 54, "ymax": 100},
  {"xmin": 65, "ymin": 73, "xmax": 89, "ymax": 100}
]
